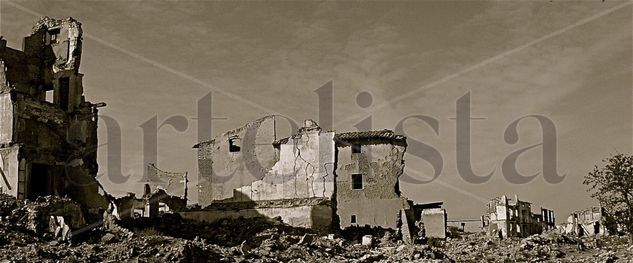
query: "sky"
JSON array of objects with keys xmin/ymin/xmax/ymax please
[{"xmin": 0, "ymin": 0, "xmax": 630, "ymax": 219}]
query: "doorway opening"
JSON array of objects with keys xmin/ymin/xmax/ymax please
[{"xmin": 28, "ymin": 163, "xmax": 51, "ymax": 199}]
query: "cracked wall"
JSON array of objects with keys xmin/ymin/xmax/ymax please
[
  {"xmin": 193, "ymin": 119, "xmax": 335, "ymax": 231},
  {"xmin": 195, "ymin": 115, "xmax": 278, "ymax": 206},
  {"xmin": 334, "ymin": 137, "xmax": 408, "ymax": 230},
  {"xmin": 193, "ymin": 119, "xmax": 417, "ymax": 233},
  {"xmin": 231, "ymin": 120, "xmax": 335, "ymax": 202},
  {"xmin": 196, "ymin": 117, "xmax": 336, "ymax": 204}
]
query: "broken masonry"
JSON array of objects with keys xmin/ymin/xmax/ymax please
[
  {"xmin": 560, "ymin": 206, "xmax": 617, "ymax": 237},
  {"xmin": 0, "ymin": 17, "xmax": 114, "ymax": 239},
  {"xmin": 189, "ymin": 116, "xmax": 448, "ymax": 242},
  {"xmin": 482, "ymin": 195, "xmax": 555, "ymax": 238}
]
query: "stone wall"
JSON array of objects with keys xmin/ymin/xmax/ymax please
[
  {"xmin": 194, "ymin": 120, "xmax": 417, "ymax": 233},
  {"xmin": 422, "ymin": 208, "xmax": 447, "ymax": 239},
  {"xmin": 335, "ymin": 141, "xmax": 407, "ymax": 230},
  {"xmin": 0, "ymin": 146, "xmax": 20, "ymax": 196},
  {"xmin": 561, "ymin": 206, "xmax": 612, "ymax": 236},
  {"xmin": 196, "ymin": 118, "xmax": 337, "ymax": 204},
  {"xmin": 196, "ymin": 116, "xmax": 278, "ymax": 206},
  {"xmin": 232, "ymin": 122, "xmax": 335, "ymax": 202},
  {"xmin": 180, "ymin": 198, "xmax": 332, "ymax": 232}
]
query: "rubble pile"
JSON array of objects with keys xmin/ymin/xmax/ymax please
[
  {"xmin": 0, "ymin": 194, "xmax": 223, "ymax": 262},
  {"xmin": 121, "ymin": 215, "xmax": 453, "ymax": 262},
  {"xmin": 0, "ymin": 234, "xmax": 224, "ymax": 262},
  {"xmin": 2, "ymin": 194, "xmax": 633, "ymax": 262},
  {"xmin": 444, "ymin": 231, "xmax": 633, "ymax": 262},
  {"xmin": 16, "ymin": 196, "xmax": 86, "ymax": 234},
  {"xmin": 0, "ymin": 194, "xmax": 455, "ymax": 262}
]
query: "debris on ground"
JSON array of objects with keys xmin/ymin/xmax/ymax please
[
  {"xmin": 444, "ymin": 231, "xmax": 633, "ymax": 262},
  {"xmin": 0, "ymin": 194, "xmax": 632, "ymax": 262}
]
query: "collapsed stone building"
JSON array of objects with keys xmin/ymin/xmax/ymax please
[
  {"xmin": 0, "ymin": 17, "xmax": 108, "ymax": 213},
  {"xmin": 560, "ymin": 206, "xmax": 616, "ymax": 237},
  {"xmin": 482, "ymin": 195, "xmax": 555, "ymax": 238},
  {"xmin": 186, "ymin": 116, "xmax": 445, "ymax": 240}
]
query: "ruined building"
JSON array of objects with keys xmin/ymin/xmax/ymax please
[
  {"xmin": 187, "ymin": 116, "xmax": 439, "ymax": 239},
  {"xmin": 482, "ymin": 195, "xmax": 555, "ymax": 238},
  {"xmin": 560, "ymin": 206, "xmax": 616, "ymax": 237},
  {"xmin": 115, "ymin": 164, "xmax": 187, "ymax": 219},
  {"xmin": 0, "ymin": 17, "xmax": 108, "ymax": 211}
]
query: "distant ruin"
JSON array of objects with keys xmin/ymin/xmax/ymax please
[
  {"xmin": 560, "ymin": 206, "xmax": 616, "ymax": 237},
  {"xmin": 483, "ymin": 195, "xmax": 555, "ymax": 238}
]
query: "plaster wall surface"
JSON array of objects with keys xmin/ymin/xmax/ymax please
[
  {"xmin": 0, "ymin": 146, "xmax": 20, "ymax": 196},
  {"xmin": 335, "ymin": 143, "xmax": 407, "ymax": 229},
  {"xmin": 562, "ymin": 207, "xmax": 610, "ymax": 236},
  {"xmin": 196, "ymin": 116, "xmax": 278, "ymax": 206},
  {"xmin": 422, "ymin": 208, "xmax": 447, "ymax": 238},
  {"xmin": 233, "ymin": 128, "xmax": 335, "ymax": 202},
  {"xmin": 179, "ymin": 204, "xmax": 332, "ymax": 232},
  {"xmin": 0, "ymin": 94, "xmax": 13, "ymax": 144}
]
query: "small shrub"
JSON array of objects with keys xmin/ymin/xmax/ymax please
[{"xmin": 136, "ymin": 227, "xmax": 161, "ymax": 236}]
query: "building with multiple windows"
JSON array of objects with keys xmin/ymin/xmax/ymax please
[{"xmin": 483, "ymin": 195, "xmax": 555, "ymax": 238}]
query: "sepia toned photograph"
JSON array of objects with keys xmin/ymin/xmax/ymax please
[{"xmin": 0, "ymin": 0, "xmax": 630, "ymax": 262}]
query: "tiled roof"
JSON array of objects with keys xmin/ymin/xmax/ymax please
[
  {"xmin": 334, "ymin": 129, "xmax": 405, "ymax": 141},
  {"xmin": 271, "ymin": 130, "xmax": 406, "ymax": 147}
]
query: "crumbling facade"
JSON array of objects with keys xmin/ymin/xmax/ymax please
[
  {"xmin": 483, "ymin": 195, "xmax": 555, "ymax": 238},
  {"xmin": 189, "ymin": 116, "xmax": 428, "ymax": 237},
  {"xmin": 560, "ymin": 206, "xmax": 615, "ymax": 237},
  {"xmin": 334, "ymin": 130, "xmax": 408, "ymax": 230},
  {"xmin": 0, "ymin": 17, "xmax": 108, "ymax": 211},
  {"xmin": 189, "ymin": 117, "xmax": 334, "ymax": 232}
]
